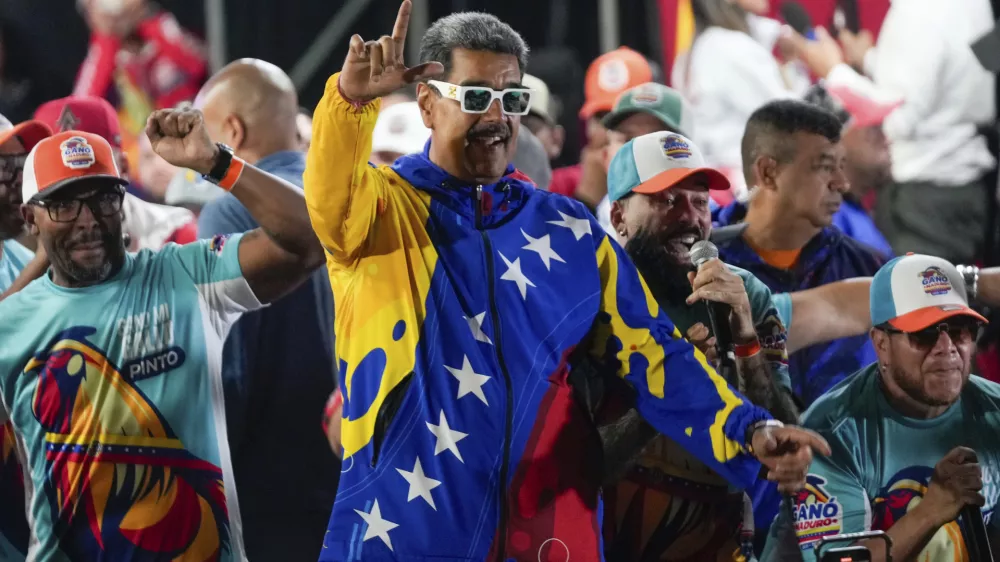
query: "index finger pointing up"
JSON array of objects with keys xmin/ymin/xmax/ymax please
[{"xmin": 392, "ymin": 0, "xmax": 412, "ymax": 51}]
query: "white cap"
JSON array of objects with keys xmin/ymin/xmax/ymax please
[
  {"xmin": 522, "ymin": 74, "xmax": 554, "ymax": 123},
  {"xmin": 607, "ymin": 131, "xmax": 730, "ymax": 202},
  {"xmin": 372, "ymin": 102, "xmax": 430, "ymax": 157}
]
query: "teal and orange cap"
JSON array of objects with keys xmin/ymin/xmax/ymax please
[
  {"xmin": 607, "ymin": 131, "xmax": 729, "ymax": 203},
  {"xmin": 870, "ymin": 253, "xmax": 987, "ymax": 332}
]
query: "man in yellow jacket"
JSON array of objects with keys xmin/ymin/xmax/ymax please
[{"xmin": 306, "ymin": 3, "xmax": 829, "ymax": 560}]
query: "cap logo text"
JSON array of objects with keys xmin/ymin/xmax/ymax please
[
  {"xmin": 661, "ymin": 134, "xmax": 692, "ymax": 160},
  {"xmin": 919, "ymin": 266, "xmax": 952, "ymax": 296},
  {"xmin": 632, "ymin": 84, "xmax": 662, "ymax": 106},
  {"xmin": 60, "ymin": 136, "xmax": 96, "ymax": 170}
]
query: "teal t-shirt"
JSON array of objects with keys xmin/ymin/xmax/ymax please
[
  {"xmin": 0, "ymin": 239, "xmax": 33, "ymax": 561},
  {"xmin": 0, "ymin": 234, "xmax": 261, "ymax": 561},
  {"xmin": 771, "ymin": 292, "xmax": 792, "ymax": 332},
  {"xmin": 0, "ymin": 240, "xmax": 32, "ymax": 291},
  {"xmin": 761, "ymin": 364, "xmax": 1000, "ymax": 561}
]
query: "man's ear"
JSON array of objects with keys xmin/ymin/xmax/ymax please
[
  {"xmin": 225, "ymin": 115, "xmax": 247, "ymax": 152},
  {"xmin": 753, "ymin": 155, "xmax": 781, "ymax": 191},
  {"xmin": 609, "ymin": 200, "xmax": 626, "ymax": 237},
  {"xmin": 20, "ymin": 205, "xmax": 39, "ymax": 236},
  {"xmin": 416, "ymin": 83, "xmax": 435, "ymax": 129},
  {"xmin": 870, "ymin": 327, "xmax": 890, "ymax": 355}
]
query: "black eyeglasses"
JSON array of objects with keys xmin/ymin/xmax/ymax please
[
  {"xmin": 879, "ymin": 321, "xmax": 982, "ymax": 350},
  {"xmin": 0, "ymin": 153, "xmax": 28, "ymax": 189},
  {"xmin": 31, "ymin": 189, "xmax": 125, "ymax": 223}
]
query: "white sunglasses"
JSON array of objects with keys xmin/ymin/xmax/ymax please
[{"xmin": 427, "ymin": 80, "xmax": 533, "ymax": 116}]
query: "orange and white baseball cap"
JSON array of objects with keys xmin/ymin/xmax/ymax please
[
  {"xmin": 21, "ymin": 130, "xmax": 126, "ymax": 203},
  {"xmin": 0, "ymin": 114, "xmax": 52, "ymax": 153},
  {"xmin": 580, "ymin": 47, "xmax": 654, "ymax": 119}
]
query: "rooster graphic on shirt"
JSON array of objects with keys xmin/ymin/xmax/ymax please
[{"xmin": 26, "ymin": 326, "xmax": 229, "ymax": 561}]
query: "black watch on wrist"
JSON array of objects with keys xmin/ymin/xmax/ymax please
[
  {"xmin": 745, "ymin": 419, "xmax": 784, "ymax": 456},
  {"xmin": 203, "ymin": 143, "xmax": 235, "ymax": 185}
]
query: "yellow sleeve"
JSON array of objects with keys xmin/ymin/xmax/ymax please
[{"xmin": 303, "ymin": 72, "xmax": 388, "ymax": 267}]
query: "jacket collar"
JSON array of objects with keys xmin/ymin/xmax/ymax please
[{"xmin": 392, "ymin": 141, "xmax": 536, "ymax": 228}]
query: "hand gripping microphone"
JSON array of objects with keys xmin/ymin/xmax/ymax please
[{"xmin": 689, "ymin": 240, "xmax": 739, "ymax": 389}]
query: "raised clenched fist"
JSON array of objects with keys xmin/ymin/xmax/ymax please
[
  {"xmin": 338, "ymin": 0, "xmax": 445, "ymax": 102},
  {"xmin": 145, "ymin": 108, "xmax": 218, "ymax": 175}
]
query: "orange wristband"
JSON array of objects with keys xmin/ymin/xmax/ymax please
[
  {"xmin": 734, "ymin": 339, "xmax": 761, "ymax": 358},
  {"xmin": 217, "ymin": 156, "xmax": 245, "ymax": 191}
]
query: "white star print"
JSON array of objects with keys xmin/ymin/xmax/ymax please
[
  {"xmin": 499, "ymin": 252, "xmax": 536, "ymax": 300},
  {"xmin": 445, "ymin": 355, "xmax": 491, "ymax": 405},
  {"xmin": 521, "ymin": 229, "xmax": 566, "ymax": 270},
  {"xmin": 354, "ymin": 499, "xmax": 399, "ymax": 551},
  {"xmin": 463, "ymin": 312, "xmax": 492, "ymax": 345},
  {"xmin": 547, "ymin": 210, "xmax": 592, "ymax": 241},
  {"xmin": 396, "ymin": 457, "xmax": 442, "ymax": 510},
  {"xmin": 426, "ymin": 410, "xmax": 468, "ymax": 463}
]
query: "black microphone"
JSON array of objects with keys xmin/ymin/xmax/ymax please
[
  {"xmin": 780, "ymin": 1, "xmax": 816, "ymax": 39},
  {"xmin": 962, "ymin": 504, "xmax": 995, "ymax": 561},
  {"xmin": 689, "ymin": 240, "xmax": 740, "ymax": 388}
]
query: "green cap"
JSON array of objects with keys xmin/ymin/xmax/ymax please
[{"xmin": 601, "ymin": 83, "xmax": 693, "ymax": 135}]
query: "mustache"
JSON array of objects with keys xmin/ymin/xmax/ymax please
[
  {"xmin": 658, "ymin": 224, "xmax": 706, "ymax": 243},
  {"xmin": 467, "ymin": 123, "xmax": 511, "ymax": 140},
  {"xmin": 65, "ymin": 229, "xmax": 111, "ymax": 250}
]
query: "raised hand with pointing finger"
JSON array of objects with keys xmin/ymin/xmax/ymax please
[{"xmin": 338, "ymin": 0, "xmax": 444, "ymax": 102}]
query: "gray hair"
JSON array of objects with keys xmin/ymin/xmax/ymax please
[{"xmin": 419, "ymin": 12, "xmax": 530, "ymax": 79}]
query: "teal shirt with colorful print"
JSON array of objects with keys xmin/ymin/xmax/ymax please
[
  {"xmin": 761, "ymin": 364, "xmax": 1000, "ymax": 561},
  {"xmin": 0, "ymin": 234, "xmax": 261, "ymax": 561}
]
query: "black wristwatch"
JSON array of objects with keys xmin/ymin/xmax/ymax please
[
  {"xmin": 745, "ymin": 419, "xmax": 784, "ymax": 456},
  {"xmin": 203, "ymin": 142, "xmax": 235, "ymax": 185}
]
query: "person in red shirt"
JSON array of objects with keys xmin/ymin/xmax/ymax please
[
  {"xmin": 74, "ymin": 0, "xmax": 207, "ymax": 111},
  {"xmin": 74, "ymin": 0, "xmax": 207, "ymax": 175},
  {"xmin": 550, "ymin": 47, "xmax": 657, "ymax": 209}
]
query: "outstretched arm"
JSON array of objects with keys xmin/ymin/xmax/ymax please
[
  {"xmin": 146, "ymin": 108, "xmax": 325, "ymax": 304},
  {"xmin": 784, "ymin": 278, "xmax": 873, "ymax": 354}
]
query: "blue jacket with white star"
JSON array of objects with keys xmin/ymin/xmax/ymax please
[{"xmin": 304, "ymin": 73, "xmax": 772, "ymax": 561}]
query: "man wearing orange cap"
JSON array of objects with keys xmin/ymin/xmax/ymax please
[
  {"xmin": 0, "ymin": 112, "xmax": 50, "ymax": 562},
  {"xmin": 549, "ymin": 47, "xmax": 658, "ymax": 208},
  {"xmin": 0, "ymin": 107, "xmax": 325, "ymax": 560}
]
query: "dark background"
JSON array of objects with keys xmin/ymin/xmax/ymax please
[{"xmin": 1, "ymin": 0, "xmax": 658, "ymax": 109}]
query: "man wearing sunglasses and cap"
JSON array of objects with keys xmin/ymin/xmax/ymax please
[
  {"xmin": 307, "ymin": 3, "xmax": 829, "ymax": 560},
  {"xmin": 0, "ymin": 107, "xmax": 325, "ymax": 559},
  {"xmin": 762, "ymin": 253, "xmax": 1000, "ymax": 562},
  {"xmin": 0, "ymin": 113, "xmax": 50, "ymax": 562}
]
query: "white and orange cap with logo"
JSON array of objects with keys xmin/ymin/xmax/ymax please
[
  {"xmin": 21, "ymin": 130, "xmax": 127, "ymax": 203},
  {"xmin": 870, "ymin": 253, "xmax": 988, "ymax": 331}
]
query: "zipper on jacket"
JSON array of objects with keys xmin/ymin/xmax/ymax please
[{"xmin": 476, "ymin": 184, "xmax": 515, "ymax": 560}]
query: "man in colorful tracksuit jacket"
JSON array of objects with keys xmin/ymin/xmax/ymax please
[
  {"xmin": 305, "ymin": 85, "xmax": 772, "ymax": 560},
  {"xmin": 304, "ymin": 9, "xmax": 826, "ymax": 561}
]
